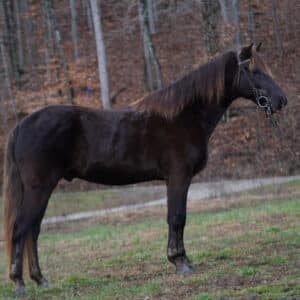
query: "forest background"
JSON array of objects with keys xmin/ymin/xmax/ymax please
[{"xmin": 0, "ymin": 0, "xmax": 299, "ymax": 191}]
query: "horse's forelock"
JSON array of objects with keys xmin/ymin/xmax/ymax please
[{"xmin": 250, "ymin": 49, "xmax": 273, "ymax": 77}]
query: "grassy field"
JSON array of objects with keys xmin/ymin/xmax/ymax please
[{"xmin": 0, "ymin": 181, "xmax": 299, "ymax": 299}]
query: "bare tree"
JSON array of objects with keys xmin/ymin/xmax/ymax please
[
  {"xmin": 0, "ymin": 35, "xmax": 18, "ymax": 118},
  {"xmin": 201, "ymin": 0, "xmax": 220, "ymax": 56},
  {"xmin": 22, "ymin": 0, "xmax": 38, "ymax": 70},
  {"xmin": 42, "ymin": 0, "xmax": 74, "ymax": 104},
  {"xmin": 270, "ymin": 0, "xmax": 284, "ymax": 57},
  {"xmin": 89, "ymin": 0, "xmax": 111, "ymax": 109},
  {"xmin": 138, "ymin": 0, "xmax": 163, "ymax": 91},
  {"xmin": 219, "ymin": 0, "xmax": 241, "ymax": 46},
  {"xmin": 231, "ymin": 0, "xmax": 241, "ymax": 46},
  {"xmin": 0, "ymin": 0, "xmax": 21, "ymax": 86},
  {"xmin": 146, "ymin": 0, "xmax": 156, "ymax": 34},
  {"xmin": 70, "ymin": 0, "xmax": 79, "ymax": 60},
  {"xmin": 247, "ymin": 0, "xmax": 255, "ymax": 41},
  {"xmin": 218, "ymin": 0, "xmax": 228, "ymax": 24},
  {"xmin": 0, "ymin": 91, "xmax": 8, "ymax": 129},
  {"xmin": 14, "ymin": 0, "xmax": 24, "ymax": 69},
  {"xmin": 55, "ymin": 30, "xmax": 74, "ymax": 105},
  {"xmin": 82, "ymin": 0, "xmax": 93, "ymax": 32}
]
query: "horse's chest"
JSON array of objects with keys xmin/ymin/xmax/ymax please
[{"xmin": 191, "ymin": 145, "xmax": 208, "ymax": 175}]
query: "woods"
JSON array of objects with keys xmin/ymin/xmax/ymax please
[{"xmin": 0, "ymin": 0, "xmax": 299, "ymax": 185}]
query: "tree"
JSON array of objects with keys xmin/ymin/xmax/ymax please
[
  {"xmin": 0, "ymin": 0, "xmax": 21, "ymax": 86},
  {"xmin": 14, "ymin": 0, "xmax": 24, "ymax": 69},
  {"xmin": 218, "ymin": 0, "xmax": 228, "ymax": 24},
  {"xmin": 70, "ymin": 0, "xmax": 79, "ymax": 60},
  {"xmin": 231, "ymin": 0, "xmax": 241, "ymax": 46},
  {"xmin": 201, "ymin": 0, "xmax": 220, "ymax": 56},
  {"xmin": 42, "ymin": 0, "xmax": 74, "ymax": 104},
  {"xmin": 22, "ymin": 0, "xmax": 38, "ymax": 72},
  {"xmin": 270, "ymin": 0, "xmax": 284, "ymax": 58},
  {"xmin": 146, "ymin": 0, "xmax": 157, "ymax": 34},
  {"xmin": 138, "ymin": 0, "xmax": 163, "ymax": 91},
  {"xmin": 247, "ymin": 0, "xmax": 255, "ymax": 41},
  {"xmin": 89, "ymin": 0, "xmax": 111, "ymax": 109},
  {"xmin": 0, "ymin": 34, "xmax": 18, "ymax": 118},
  {"xmin": 218, "ymin": 0, "xmax": 241, "ymax": 47}
]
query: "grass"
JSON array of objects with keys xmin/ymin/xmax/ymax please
[{"xmin": 0, "ymin": 182, "xmax": 299, "ymax": 299}]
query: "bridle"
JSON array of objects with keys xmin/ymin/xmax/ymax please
[{"xmin": 238, "ymin": 60, "xmax": 278, "ymax": 127}]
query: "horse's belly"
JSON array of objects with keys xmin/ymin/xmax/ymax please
[{"xmin": 79, "ymin": 163, "xmax": 162, "ymax": 185}]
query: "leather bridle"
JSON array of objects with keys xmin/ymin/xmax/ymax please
[{"xmin": 238, "ymin": 60, "xmax": 278, "ymax": 127}]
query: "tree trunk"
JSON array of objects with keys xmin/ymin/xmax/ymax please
[
  {"xmin": 247, "ymin": 0, "xmax": 255, "ymax": 41},
  {"xmin": 22, "ymin": 0, "xmax": 37, "ymax": 69},
  {"xmin": 55, "ymin": 30, "xmax": 74, "ymax": 105},
  {"xmin": 0, "ymin": 35, "xmax": 18, "ymax": 118},
  {"xmin": 70, "ymin": 0, "xmax": 79, "ymax": 60},
  {"xmin": 201, "ymin": 0, "xmax": 220, "ymax": 56},
  {"xmin": 218, "ymin": 0, "xmax": 228, "ymax": 24},
  {"xmin": 14, "ymin": 0, "xmax": 24, "ymax": 69},
  {"xmin": 0, "ymin": 0, "xmax": 21, "ymax": 86},
  {"xmin": 231, "ymin": 0, "xmax": 241, "ymax": 46},
  {"xmin": 42, "ymin": 0, "xmax": 57, "ymax": 83},
  {"xmin": 89, "ymin": 0, "xmax": 111, "ymax": 109},
  {"xmin": 138, "ymin": 0, "xmax": 163, "ymax": 91},
  {"xmin": 270, "ymin": 0, "xmax": 284, "ymax": 58},
  {"xmin": 0, "ymin": 92, "xmax": 8, "ymax": 129},
  {"xmin": 85, "ymin": 0, "xmax": 93, "ymax": 32},
  {"xmin": 146, "ymin": 0, "xmax": 156, "ymax": 34}
]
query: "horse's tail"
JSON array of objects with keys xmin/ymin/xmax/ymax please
[{"xmin": 3, "ymin": 125, "xmax": 24, "ymax": 269}]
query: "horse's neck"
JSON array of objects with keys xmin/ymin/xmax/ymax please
[{"xmin": 190, "ymin": 95, "xmax": 234, "ymax": 138}]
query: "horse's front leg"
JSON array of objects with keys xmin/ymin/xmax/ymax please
[{"xmin": 166, "ymin": 176, "xmax": 195, "ymax": 274}]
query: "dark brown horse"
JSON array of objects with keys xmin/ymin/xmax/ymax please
[{"xmin": 3, "ymin": 44, "xmax": 287, "ymax": 294}]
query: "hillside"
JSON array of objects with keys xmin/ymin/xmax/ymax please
[{"xmin": 0, "ymin": 0, "xmax": 299, "ymax": 190}]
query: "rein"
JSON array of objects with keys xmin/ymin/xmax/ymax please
[{"xmin": 238, "ymin": 62, "xmax": 278, "ymax": 128}]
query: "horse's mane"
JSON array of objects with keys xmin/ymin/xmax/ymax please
[{"xmin": 133, "ymin": 50, "xmax": 239, "ymax": 119}]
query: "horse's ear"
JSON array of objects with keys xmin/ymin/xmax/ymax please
[
  {"xmin": 256, "ymin": 42, "xmax": 262, "ymax": 52},
  {"xmin": 239, "ymin": 43, "xmax": 254, "ymax": 61}
]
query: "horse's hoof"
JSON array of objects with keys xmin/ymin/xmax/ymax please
[
  {"xmin": 176, "ymin": 263, "xmax": 196, "ymax": 274},
  {"xmin": 38, "ymin": 279, "xmax": 50, "ymax": 289},
  {"xmin": 14, "ymin": 286, "xmax": 28, "ymax": 296}
]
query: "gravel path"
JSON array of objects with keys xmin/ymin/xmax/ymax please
[{"xmin": 43, "ymin": 175, "xmax": 300, "ymax": 225}]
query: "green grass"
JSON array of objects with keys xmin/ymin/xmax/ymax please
[{"xmin": 0, "ymin": 184, "xmax": 299, "ymax": 299}]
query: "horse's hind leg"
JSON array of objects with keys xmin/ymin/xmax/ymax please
[
  {"xmin": 10, "ymin": 185, "xmax": 54, "ymax": 293},
  {"xmin": 27, "ymin": 222, "xmax": 49, "ymax": 287},
  {"xmin": 9, "ymin": 230, "xmax": 27, "ymax": 294}
]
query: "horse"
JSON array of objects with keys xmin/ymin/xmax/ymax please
[{"xmin": 3, "ymin": 43, "xmax": 287, "ymax": 294}]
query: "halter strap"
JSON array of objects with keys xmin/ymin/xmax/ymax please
[{"xmin": 238, "ymin": 64, "xmax": 278, "ymax": 128}]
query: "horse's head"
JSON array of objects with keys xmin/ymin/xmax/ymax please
[{"xmin": 236, "ymin": 43, "xmax": 287, "ymax": 113}]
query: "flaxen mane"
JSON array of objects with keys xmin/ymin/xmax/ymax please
[{"xmin": 134, "ymin": 51, "xmax": 238, "ymax": 118}]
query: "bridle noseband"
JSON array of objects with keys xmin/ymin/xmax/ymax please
[{"xmin": 238, "ymin": 60, "xmax": 278, "ymax": 127}]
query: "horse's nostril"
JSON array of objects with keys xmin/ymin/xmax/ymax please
[{"xmin": 279, "ymin": 97, "xmax": 287, "ymax": 109}]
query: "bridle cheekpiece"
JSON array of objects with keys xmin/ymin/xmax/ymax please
[{"xmin": 238, "ymin": 59, "xmax": 278, "ymax": 127}]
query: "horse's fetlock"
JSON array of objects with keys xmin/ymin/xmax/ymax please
[
  {"xmin": 167, "ymin": 247, "xmax": 186, "ymax": 263},
  {"xmin": 9, "ymin": 271, "xmax": 21, "ymax": 283}
]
